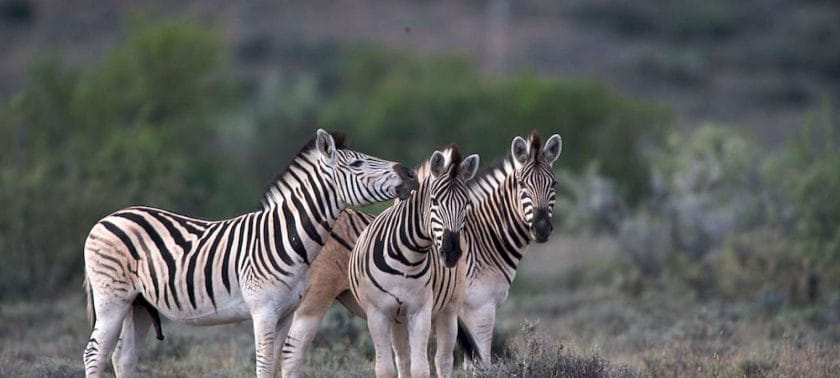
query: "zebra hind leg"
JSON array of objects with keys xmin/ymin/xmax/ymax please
[
  {"xmin": 112, "ymin": 304, "xmax": 153, "ymax": 378},
  {"xmin": 84, "ymin": 294, "xmax": 131, "ymax": 378}
]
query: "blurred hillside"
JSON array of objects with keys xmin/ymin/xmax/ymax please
[{"xmin": 1, "ymin": 0, "xmax": 839, "ymax": 145}]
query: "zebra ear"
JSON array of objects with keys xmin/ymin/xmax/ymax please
[
  {"xmin": 429, "ymin": 150, "xmax": 447, "ymax": 178},
  {"xmin": 315, "ymin": 129, "xmax": 337, "ymax": 165},
  {"xmin": 542, "ymin": 134, "xmax": 562, "ymax": 165},
  {"xmin": 459, "ymin": 154, "xmax": 480, "ymax": 181},
  {"xmin": 511, "ymin": 136, "xmax": 529, "ymax": 165}
]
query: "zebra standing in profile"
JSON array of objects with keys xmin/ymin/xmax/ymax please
[
  {"xmin": 349, "ymin": 146, "xmax": 479, "ymax": 378},
  {"xmin": 82, "ymin": 129, "xmax": 418, "ymax": 378},
  {"xmin": 280, "ymin": 132, "xmax": 561, "ymax": 377}
]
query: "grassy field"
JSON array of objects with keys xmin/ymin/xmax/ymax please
[{"xmin": 1, "ymin": 236, "xmax": 837, "ymax": 377}]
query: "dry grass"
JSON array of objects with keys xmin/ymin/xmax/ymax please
[{"xmin": 1, "ymin": 236, "xmax": 837, "ymax": 377}]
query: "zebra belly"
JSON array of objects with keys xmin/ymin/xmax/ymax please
[{"xmin": 160, "ymin": 296, "xmax": 252, "ymax": 326}]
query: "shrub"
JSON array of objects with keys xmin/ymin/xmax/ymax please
[
  {"xmin": 470, "ymin": 321, "xmax": 641, "ymax": 378},
  {"xmin": 322, "ymin": 47, "xmax": 670, "ymax": 203},
  {"xmin": 0, "ymin": 16, "xmax": 240, "ymax": 299}
]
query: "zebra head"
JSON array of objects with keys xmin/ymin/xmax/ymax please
[
  {"xmin": 510, "ymin": 132, "xmax": 562, "ymax": 243},
  {"xmin": 427, "ymin": 146, "xmax": 480, "ymax": 268},
  {"xmin": 315, "ymin": 129, "xmax": 418, "ymax": 206}
]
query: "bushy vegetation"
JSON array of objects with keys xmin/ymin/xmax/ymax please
[
  {"xmin": 0, "ymin": 16, "xmax": 245, "ymax": 298},
  {"xmin": 0, "ymin": 16, "xmax": 669, "ymax": 299},
  {"xmin": 559, "ymin": 118, "xmax": 840, "ymax": 306},
  {"xmin": 1, "ymin": 12, "xmax": 838, "ymax": 377},
  {"xmin": 471, "ymin": 321, "xmax": 640, "ymax": 378}
]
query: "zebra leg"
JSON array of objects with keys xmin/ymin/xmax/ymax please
[
  {"xmin": 111, "ymin": 305, "xmax": 152, "ymax": 378},
  {"xmin": 281, "ymin": 299, "xmax": 337, "ymax": 377},
  {"xmin": 272, "ymin": 312, "xmax": 293, "ymax": 375},
  {"xmin": 433, "ymin": 310, "xmax": 458, "ymax": 378},
  {"xmin": 366, "ymin": 309, "xmax": 396, "ymax": 378},
  {"xmin": 407, "ymin": 306, "xmax": 432, "ymax": 378},
  {"xmin": 459, "ymin": 304, "xmax": 496, "ymax": 368},
  {"xmin": 391, "ymin": 321, "xmax": 411, "ymax": 377},
  {"xmin": 84, "ymin": 295, "xmax": 131, "ymax": 378},
  {"xmin": 252, "ymin": 309, "xmax": 282, "ymax": 378}
]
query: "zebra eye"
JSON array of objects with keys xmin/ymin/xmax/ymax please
[
  {"xmin": 349, "ymin": 160, "xmax": 364, "ymax": 168},
  {"xmin": 431, "ymin": 198, "xmax": 440, "ymax": 206}
]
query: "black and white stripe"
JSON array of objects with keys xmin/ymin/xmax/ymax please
[
  {"xmin": 82, "ymin": 129, "xmax": 417, "ymax": 378},
  {"xmin": 458, "ymin": 131, "xmax": 562, "ymax": 365},
  {"xmin": 349, "ymin": 146, "xmax": 479, "ymax": 378}
]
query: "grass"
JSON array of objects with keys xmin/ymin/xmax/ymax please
[{"xmin": 1, "ymin": 236, "xmax": 838, "ymax": 377}]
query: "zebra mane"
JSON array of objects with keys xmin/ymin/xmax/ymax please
[
  {"xmin": 528, "ymin": 130, "xmax": 542, "ymax": 163},
  {"xmin": 259, "ymin": 130, "xmax": 348, "ymax": 210},
  {"xmin": 445, "ymin": 144, "xmax": 463, "ymax": 179}
]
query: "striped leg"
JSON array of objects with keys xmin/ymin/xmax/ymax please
[
  {"xmin": 391, "ymin": 322, "xmax": 411, "ymax": 378},
  {"xmin": 367, "ymin": 309, "xmax": 396, "ymax": 378},
  {"xmin": 84, "ymin": 294, "xmax": 131, "ymax": 378},
  {"xmin": 272, "ymin": 313, "xmax": 293, "ymax": 375},
  {"xmin": 112, "ymin": 305, "xmax": 152, "ymax": 378},
  {"xmin": 433, "ymin": 310, "xmax": 458, "ymax": 378},
  {"xmin": 252, "ymin": 309, "xmax": 282, "ymax": 378}
]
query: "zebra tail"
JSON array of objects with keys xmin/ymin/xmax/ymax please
[
  {"xmin": 83, "ymin": 274, "xmax": 96, "ymax": 331},
  {"xmin": 457, "ymin": 317, "xmax": 482, "ymax": 364}
]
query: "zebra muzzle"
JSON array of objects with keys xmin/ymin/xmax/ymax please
[
  {"xmin": 394, "ymin": 164, "xmax": 419, "ymax": 200},
  {"xmin": 532, "ymin": 208, "xmax": 553, "ymax": 243},
  {"xmin": 439, "ymin": 230, "xmax": 463, "ymax": 268}
]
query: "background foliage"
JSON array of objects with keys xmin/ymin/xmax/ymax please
[
  {"xmin": 1, "ymin": 6, "xmax": 838, "ymax": 377},
  {"xmin": 0, "ymin": 17, "xmax": 671, "ymax": 299}
]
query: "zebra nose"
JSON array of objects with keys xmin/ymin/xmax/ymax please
[
  {"xmin": 396, "ymin": 164, "xmax": 416, "ymax": 182},
  {"xmin": 440, "ymin": 230, "xmax": 462, "ymax": 268},
  {"xmin": 394, "ymin": 164, "xmax": 419, "ymax": 199}
]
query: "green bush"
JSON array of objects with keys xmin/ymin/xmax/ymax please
[
  {"xmin": 322, "ymin": 47, "xmax": 670, "ymax": 203},
  {"xmin": 0, "ymin": 16, "xmax": 241, "ymax": 299},
  {"xmin": 763, "ymin": 110, "xmax": 840, "ymax": 298},
  {"xmin": 0, "ymin": 16, "xmax": 672, "ymax": 299}
]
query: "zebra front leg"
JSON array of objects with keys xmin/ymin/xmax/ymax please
[
  {"xmin": 251, "ymin": 309, "xmax": 282, "ymax": 378},
  {"xmin": 433, "ymin": 310, "xmax": 458, "ymax": 378},
  {"xmin": 366, "ymin": 309, "xmax": 396, "ymax": 378},
  {"xmin": 391, "ymin": 321, "xmax": 411, "ymax": 377},
  {"xmin": 84, "ymin": 297, "xmax": 131, "ymax": 378},
  {"xmin": 111, "ymin": 305, "xmax": 152, "ymax": 378},
  {"xmin": 407, "ymin": 306, "xmax": 432, "ymax": 378}
]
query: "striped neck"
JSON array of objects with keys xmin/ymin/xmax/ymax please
[
  {"xmin": 259, "ymin": 149, "xmax": 343, "ymax": 265},
  {"xmin": 465, "ymin": 159, "xmax": 532, "ymax": 282},
  {"xmin": 372, "ymin": 168, "xmax": 435, "ymax": 276}
]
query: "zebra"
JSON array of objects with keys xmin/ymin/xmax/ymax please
[
  {"xmin": 458, "ymin": 131, "xmax": 561, "ymax": 365},
  {"xmin": 349, "ymin": 146, "xmax": 479, "ymax": 378},
  {"xmin": 82, "ymin": 129, "xmax": 418, "ymax": 378},
  {"xmin": 279, "ymin": 132, "xmax": 561, "ymax": 376}
]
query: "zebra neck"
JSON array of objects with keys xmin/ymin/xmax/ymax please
[
  {"xmin": 467, "ymin": 172, "xmax": 531, "ymax": 282},
  {"xmin": 469, "ymin": 156, "xmax": 516, "ymax": 203},
  {"xmin": 260, "ymin": 151, "xmax": 342, "ymax": 264},
  {"xmin": 380, "ymin": 179, "xmax": 434, "ymax": 271}
]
